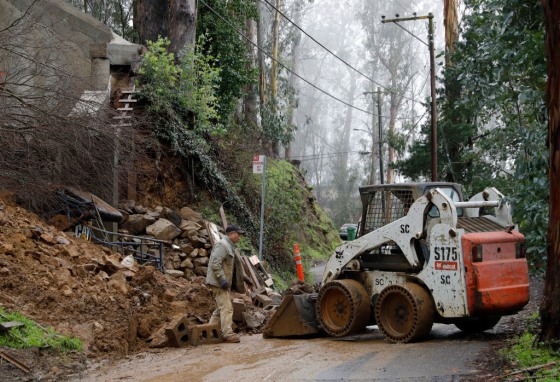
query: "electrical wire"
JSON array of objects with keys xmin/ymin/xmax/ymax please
[
  {"xmin": 258, "ymin": 0, "xmax": 420, "ymax": 104},
  {"xmin": 200, "ymin": 0, "xmax": 383, "ymax": 117},
  {"xmin": 290, "ymin": 150, "xmax": 369, "ymax": 162},
  {"xmin": 393, "ymin": 22, "xmax": 428, "ymax": 47}
]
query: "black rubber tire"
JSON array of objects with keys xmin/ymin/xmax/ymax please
[
  {"xmin": 316, "ymin": 279, "xmax": 371, "ymax": 337},
  {"xmin": 374, "ymin": 283, "xmax": 434, "ymax": 343},
  {"xmin": 454, "ymin": 315, "xmax": 501, "ymax": 333}
]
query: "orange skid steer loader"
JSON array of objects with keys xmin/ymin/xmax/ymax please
[{"xmin": 264, "ymin": 183, "xmax": 530, "ymax": 343}]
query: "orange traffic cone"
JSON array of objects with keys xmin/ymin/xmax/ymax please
[{"xmin": 294, "ymin": 244, "xmax": 304, "ymax": 282}]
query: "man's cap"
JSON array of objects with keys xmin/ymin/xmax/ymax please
[{"xmin": 226, "ymin": 224, "xmax": 246, "ymax": 235}]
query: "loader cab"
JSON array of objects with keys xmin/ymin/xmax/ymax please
[{"xmin": 358, "ymin": 182, "xmax": 464, "ymax": 236}]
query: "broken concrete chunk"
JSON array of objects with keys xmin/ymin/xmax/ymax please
[{"xmin": 242, "ymin": 310, "xmax": 266, "ymax": 329}]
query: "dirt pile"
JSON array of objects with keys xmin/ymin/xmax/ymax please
[{"xmin": 0, "ymin": 193, "xmax": 268, "ymax": 380}]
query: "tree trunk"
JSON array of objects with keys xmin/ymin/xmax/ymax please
[
  {"xmin": 270, "ymin": 0, "xmax": 281, "ymax": 158},
  {"xmin": 168, "ymin": 0, "xmax": 197, "ymax": 58},
  {"xmin": 134, "ymin": 0, "xmax": 170, "ymax": 46},
  {"xmin": 257, "ymin": 1, "xmax": 267, "ymax": 108},
  {"xmin": 443, "ymin": 0, "xmax": 458, "ymax": 66},
  {"xmin": 243, "ymin": 16, "xmax": 258, "ymax": 129},
  {"xmin": 540, "ymin": 0, "xmax": 560, "ymax": 344},
  {"xmin": 285, "ymin": 2, "xmax": 303, "ymax": 161}
]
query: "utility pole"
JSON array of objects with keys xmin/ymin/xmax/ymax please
[
  {"xmin": 377, "ymin": 88, "xmax": 384, "ymax": 184},
  {"xmin": 382, "ymin": 13, "xmax": 438, "ymax": 181},
  {"xmin": 363, "ymin": 90, "xmax": 383, "ymax": 184}
]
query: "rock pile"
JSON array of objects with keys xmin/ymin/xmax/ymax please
[{"xmin": 117, "ymin": 201, "xmax": 214, "ymax": 279}]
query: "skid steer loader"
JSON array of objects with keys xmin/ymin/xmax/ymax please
[{"xmin": 263, "ymin": 182, "xmax": 530, "ymax": 343}]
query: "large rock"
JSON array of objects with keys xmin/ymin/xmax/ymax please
[
  {"xmin": 178, "ymin": 220, "xmax": 202, "ymax": 232},
  {"xmin": 180, "ymin": 207, "xmax": 203, "ymax": 223},
  {"xmin": 180, "ymin": 258, "xmax": 194, "ymax": 269},
  {"xmin": 193, "ymin": 257, "xmax": 209, "ymax": 267},
  {"xmin": 166, "ymin": 270, "xmax": 185, "ymax": 278},
  {"xmin": 243, "ymin": 310, "xmax": 266, "ymax": 329},
  {"xmin": 161, "ymin": 207, "xmax": 182, "ymax": 227},
  {"xmin": 146, "ymin": 219, "xmax": 181, "ymax": 241},
  {"xmin": 121, "ymin": 214, "xmax": 156, "ymax": 235},
  {"xmin": 194, "ymin": 266, "xmax": 208, "ymax": 276}
]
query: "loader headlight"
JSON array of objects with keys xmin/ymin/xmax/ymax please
[
  {"xmin": 471, "ymin": 244, "xmax": 483, "ymax": 262},
  {"xmin": 516, "ymin": 242, "xmax": 526, "ymax": 259}
]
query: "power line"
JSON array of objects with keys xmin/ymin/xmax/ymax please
[
  {"xmin": 393, "ymin": 22, "xmax": 428, "ymax": 47},
  {"xmin": 199, "ymin": 0, "xmax": 384, "ymax": 117},
  {"xmin": 290, "ymin": 150, "xmax": 368, "ymax": 162},
  {"xmin": 259, "ymin": 0, "xmax": 420, "ymax": 104}
]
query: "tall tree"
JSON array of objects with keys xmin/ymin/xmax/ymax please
[
  {"xmin": 540, "ymin": 0, "xmax": 560, "ymax": 344},
  {"xmin": 269, "ymin": 0, "xmax": 282, "ymax": 157},
  {"xmin": 168, "ymin": 0, "xmax": 198, "ymax": 57},
  {"xmin": 134, "ymin": 0, "xmax": 197, "ymax": 54},
  {"xmin": 134, "ymin": 0, "xmax": 169, "ymax": 45},
  {"xmin": 443, "ymin": 0, "xmax": 458, "ymax": 66}
]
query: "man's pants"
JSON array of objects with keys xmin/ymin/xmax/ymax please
[{"xmin": 208, "ymin": 286, "xmax": 234, "ymax": 337}]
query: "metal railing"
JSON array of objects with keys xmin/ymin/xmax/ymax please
[{"xmin": 89, "ymin": 226, "xmax": 166, "ymax": 272}]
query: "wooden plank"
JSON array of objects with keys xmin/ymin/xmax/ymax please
[
  {"xmin": 241, "ymin": 256, "xmax": 261, "ymax": 289},
  {"xmin": 118, "ymin": 99, "xmax": 137, "ymax": 103},
  {"xmin": 219, "ymin": 205, "xmax": 228, "ymax": 231},
  {"xmin": 113, "ymin": 115, "xmax": 132, "ymax": 120},
  {"xmin": 117, "ymin": 106, "xmax": 134, "ymax": 111}
]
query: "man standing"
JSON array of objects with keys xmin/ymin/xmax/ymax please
[{"xmin": 206, "ymin": 224, "xmax": 249, "ymax": 343}]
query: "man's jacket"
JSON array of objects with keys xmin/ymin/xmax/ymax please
[{"xmin": 206, "ymin": 236, "xmax": 246, "ymax": 293}]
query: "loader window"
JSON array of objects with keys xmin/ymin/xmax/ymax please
[
  {"xmin": 427, "ymin": 187, "xmax": 464, "ymax": 218},
  {"xmin": 363, "ymin": 190, "xmax": 415, "ymax": 234}
]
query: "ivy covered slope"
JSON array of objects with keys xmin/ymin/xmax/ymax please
[
  {"xmin": 135, "ymin": 38, "xmax": 339, "ymax": 287},
  {"xmin": 247, "ymin": 159, "xmax": 341, "ymax": 284}
]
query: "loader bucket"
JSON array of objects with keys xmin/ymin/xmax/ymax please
[{"xmin": 263, "ymin": 293, "xmax": 320, "ymax": 338}]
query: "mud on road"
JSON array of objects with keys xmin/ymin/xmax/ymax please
[{"xmin": 71, "ymin": 274, "xmax": 544, "ymax": 382}]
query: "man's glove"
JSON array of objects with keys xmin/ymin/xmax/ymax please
[
  {"xmin": 220, "ymin": 279, "xmax": 229, "ymax": 289},
  {"xmin": 243, "ymin": 275, "xmax": 253, "ymax": 286}
]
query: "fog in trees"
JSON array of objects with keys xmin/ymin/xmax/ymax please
[{"xmin": 283, "ymin": 0, "xmax": 443, "ymax": 226}]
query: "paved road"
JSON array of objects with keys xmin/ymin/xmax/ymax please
[{"xmin": 75, "ymin": 324, "xmax": 489, "ymax": 382}]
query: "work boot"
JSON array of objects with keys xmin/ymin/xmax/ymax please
[{"xmin": 223, "ymin": 334, "xmax": 240, "ymax": 343}]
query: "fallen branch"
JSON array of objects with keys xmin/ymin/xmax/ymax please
[
  {"xmin": 0, "ymin": 349, "xmax": 31, "ymax": 374},
  {"xmin": 490, "ymin": 361, "xmax": 559, "ymax": 381}
]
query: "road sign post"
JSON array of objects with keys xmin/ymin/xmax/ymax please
[{"xmin": 253, "ymin": 154, "xmax": 266, "ymax": 260}]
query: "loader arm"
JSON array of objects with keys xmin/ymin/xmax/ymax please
[{"xmin": 323, "ymin": 189, "xmax": 458, "ymax": 284}]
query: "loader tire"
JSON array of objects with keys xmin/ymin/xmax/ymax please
[
  {"xmin": 316, "ymin": 279, "xmax": 371, "ymax": 337},
  {"xmin": 454, "ymin": 315, "xmax": 501, "ymax": 333},
  {"xmin": 375, "ymin": 283, "xmax": 434, "ymax": 343}
]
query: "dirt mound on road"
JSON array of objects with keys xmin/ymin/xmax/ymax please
[{"xmin": 0, "ymin": 194, "xmax": 221, "ymax": 379}]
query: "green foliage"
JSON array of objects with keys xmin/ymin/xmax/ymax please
[
  {"xmin": 261, "ymin": 102, "xmax": 297, "ymax": 148},
  {"xmin": 245, "ymin": 160, "xmax": 338, "ymax": 286},
  {"xmin": 138, "ymin": 36, "xmax": 222, "ymax": 135},
  {"xmin": 0, "ymin": 308, "xmax": 82, "ymax": 351},
  {"xmin": 502, "ymin": 332, "xmax": 560, "ymax": 381},
  {"xmin": 395, "ymin": 0, "xmax": 548, "ymax": 269},
  {"xmin": 197, "ymin": 0, "xmax": 258, "ymax": 123}
]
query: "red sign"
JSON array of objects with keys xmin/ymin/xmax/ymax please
[{"xmin": 435, "ymin": 261, "xmax": 458, "ymax": 271}]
